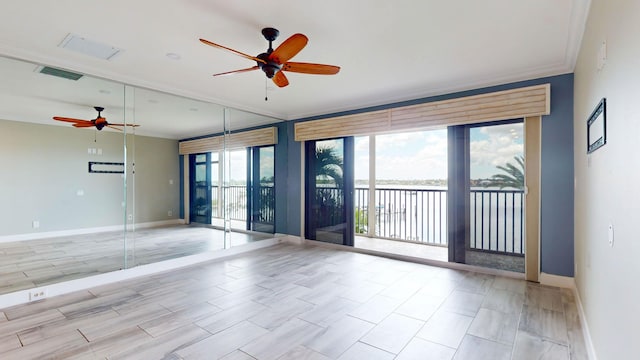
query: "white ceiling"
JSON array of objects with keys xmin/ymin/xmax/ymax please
[{"xmin": 0, "ymin": 0, "xmax": 590, "ymax": 139}]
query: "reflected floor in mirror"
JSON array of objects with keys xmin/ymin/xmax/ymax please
[
  {"xmin": 0, "ymin": 243, "xmax": 588, "ymax": 359},
  {"xmin": 0, "ymin": 225, "xmax": 272, "ymax": 295}
]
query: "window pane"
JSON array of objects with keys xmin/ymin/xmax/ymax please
[
  {"xmin": 373, "ymin": 129, "xmax": 448, "ymax": 243},
  {"xmin": 259, "ymin": 146, "xmax": 274, "ymax": 184}
]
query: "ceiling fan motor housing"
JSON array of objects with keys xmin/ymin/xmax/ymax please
[{"xmin": 256, "ymin": 52, "xmax": 281, "ymax": 78}]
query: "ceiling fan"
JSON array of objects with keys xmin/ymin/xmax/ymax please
[
  {"xmin": 53, "ymin": 107, "xmax": 139, "ymax": 131},
  {"xmin": 199, "ymin": 27, "xmax": 340, "ymax": 88}
]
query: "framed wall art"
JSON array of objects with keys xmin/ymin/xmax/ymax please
[{"xmin": 587, "ymin": 98, "xmax": 606, "ymax": 154}]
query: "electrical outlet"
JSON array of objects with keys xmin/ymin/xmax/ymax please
[
  {"xmin": 29, "ymin": 289, "xmax": 47, "ymax": 302},
  {"xmin": 127, "ymin": 214, "xmax": 133, "ymax": 221},
  {"xmin": 168, "ymin": 210, "xmax": 173, "ymax": 217},
  {"xmin": 32, "ymin": 220, "xmax": 40, "ymax": 229}
]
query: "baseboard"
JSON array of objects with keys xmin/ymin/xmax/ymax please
[
  {"xmin": 539, "ymin": 272, "xmax": 576, "ymax": 289},
  {"xmin": 574, "ymin": 286, "xmax": 598, "ymax": 360},
  {"xmin": 0, "ymin": 236, "xmax": 282, "ymax": 309},
  {"xmin": 0, "ymin": 219, "xmax": 186, "ymax": 243}
]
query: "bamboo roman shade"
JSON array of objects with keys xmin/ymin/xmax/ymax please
[
  {"xmin": 294, "ymin": 84, "xmax": 550, "ymax": 141},
  {"xmin": 179, "ymin": 127, "xmax": 277, "ymax": 155}
]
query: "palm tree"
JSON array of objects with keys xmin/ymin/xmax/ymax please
[
  {"xmin": 311, "ymin": 146, "xmax": 345, "ymax": 228},
  {"xmin": 315, "ymin": 146, "xmax": 343, "ymax": 187},
  {"xmin": 484, "ymin": 155, "xmax": 524, "ymax": 189}
]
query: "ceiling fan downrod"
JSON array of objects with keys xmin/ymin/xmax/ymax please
[{"xmin": 261, "ymin": 27, "xmax": 279, "ymax": 53}]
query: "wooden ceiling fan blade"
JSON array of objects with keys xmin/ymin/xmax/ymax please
[
  {"xmin": 282, "ymin": 62, "xmax": 341, "ymax": 75},
  {"xmin": 199, "ymin": 38, "xmax": 266, "ymax": 64},
  {"xmin": 72, "ymin": 123, "xmax": 95, "ymax": 128},
  {"xmin": 106, "ymin": 125, "xmax": 123, "ymax": 131},
  {"xmin": 213, "ymin": 66, "xmax": 260, "ymax": 77},
  {"xmin": 272, "ymin": 71, "xmax": 289, "ymax": 88},
  {"xmin": 53, "ymin": 116, "xmax": 93, "ymax": 124},
  {"xmin": 269, "ymin": 33, "xmax": 308, "ymax": 64}
]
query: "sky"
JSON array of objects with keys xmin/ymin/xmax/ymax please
[
  {"xmin": 355, "ymin": 122, "xmax": 523, "ymax": 180},
  {"xmin": 226, "ymin": 147, "xmax": 274, "ymax": 182}
]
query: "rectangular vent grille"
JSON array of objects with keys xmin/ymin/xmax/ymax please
[{"xmin": 39, "ymin": 66, "xmax": 83, "ymax": 81}]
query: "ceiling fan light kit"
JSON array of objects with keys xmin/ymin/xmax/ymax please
[{"xmin": 200, "ymin": 27, "xmax": 340, "ymax": 88}]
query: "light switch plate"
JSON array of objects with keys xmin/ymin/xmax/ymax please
[
  {"xmin": 608, "ymin": 223, "xmax": 614, "ymax": 247},
  {"xmin": 597, "ymin": 41, "xmax": 607, "ymax": 71}
]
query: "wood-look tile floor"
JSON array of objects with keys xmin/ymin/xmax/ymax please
[
  {"xmin": 0, "ymin": 243, "xmax": 588, "ymax": 360},
  {"xmin": 0, "ymin": 226, "xmax": 269, "ymax": 295}
]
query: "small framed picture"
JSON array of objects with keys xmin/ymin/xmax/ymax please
[{"xmin": 587, "ymin": 98, "xmax": 606, "ymax": 154}]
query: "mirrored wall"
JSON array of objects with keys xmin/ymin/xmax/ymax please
[{"xmin": 0, "ymin": 55, "xmax": 281, "ymax": 296}]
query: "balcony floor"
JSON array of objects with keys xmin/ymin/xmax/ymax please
[{"xmin": 355, "ymin": 236, "xmax": 448, "ymax": 262}]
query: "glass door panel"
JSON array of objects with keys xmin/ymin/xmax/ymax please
[
  {"xmin": 190, "ymin": 153, "xmax": 211, "ymax": 224},
  {"xmin": 250, "ymin": 146, "xmax": 275, "ymax": 233},
  {"xmin": 305, "ymin": 138, "xmax": 354, "ymax": 245},
  {"xmin": 210, "ymin": 152, "xmax": 220, "ymax": 219},
  {"xmin": 467, "ymin": 121, "xmax": 525, "ymax": 272},
  {"xmin": 224, "ymin": 149, "xmax": 247, "ymax": 229}
]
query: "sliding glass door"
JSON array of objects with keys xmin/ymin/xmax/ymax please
[
  {"xmin": 466, "ymin": 121, "xmax": 525, "ymax": 272},
  {"xmin": 305, "ymin": 138, "xmax": 355, "ymax": 245},
  {"xmin": 249, "ymin": 146, "xmax": 275, "ymax": 233},
  {"xmin": 448, "ymin": 120, "xmax": 525, "ymax": 272},
  {"xmin": 189, "ymin": 147, "xmax": 275, "ymax": 234},
  {"xmin": 189, "ymin": 153, "xmax": 211, "ymax": 224}
]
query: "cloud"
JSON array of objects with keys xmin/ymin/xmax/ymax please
[
  {"xmin": 470, "ymin": 123, "xmax": 523, "ymax": 177},
  {"xmin": 355, "ymin": 137, "xmax": 369, "ymax": 151},
  {"xmin": 375, "ymin": 131, "xmax": 429, "ymax": 153},
  {"xmin": 373, "ymin": 129, "xmax": 448, "ymax": 180}
]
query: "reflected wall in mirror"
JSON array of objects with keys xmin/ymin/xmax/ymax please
[
  {"xmin": 181, "ymin": 107, "xmax": 281, "ymax": 250},
  {"xmin": 0, "ymin": 56, "xmax": 128, "ymax": 294},
  {"xmin": 0, "ymin": 54, "xmax": 283, "ymax": 298}
]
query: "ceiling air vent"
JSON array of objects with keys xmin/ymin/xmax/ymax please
[{"xmin": 39, "ymin": 66, "xmax": 83, "ymax": 81}]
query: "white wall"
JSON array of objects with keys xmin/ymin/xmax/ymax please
[{"xmin": 573, "ymin": 0, "xmax": 640, "ymax": 358}]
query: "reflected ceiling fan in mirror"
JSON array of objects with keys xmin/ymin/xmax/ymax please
[
  {"xmin": 200, "ymin": 27, "xmax": 340, "ymax": 89},
  {"xmin": 53, "ymin": 106, "xmax": 139, "ymax": 131}
]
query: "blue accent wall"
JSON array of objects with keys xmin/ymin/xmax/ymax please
[
  {"xmin": 539, "ymin": 74, "xmax": 574, "ymax": 277},
  {"xmin": 273, "ymin": 121, "xmax": 302, "ymax": 235},
  {"xmin": 276, "ymin": 121, "xmax": 302, "ymax": 235},
  {"xmin": 278, "ymin": 73, "xmax": 574, "ymax": 276}
]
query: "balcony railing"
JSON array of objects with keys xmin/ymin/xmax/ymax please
[
  {"xmin": 208, "ymin": 184, "xmax": 524, "ymax": 256},
  {"xmin": 355, "ymin": 187, "xmax": 524, "ymax": 256},
  {"xmin": 211, "ymin": 185, "xmax": 275, "ymax": 224},
  {"xmin": 355, "ymin": 188, "xmax": 447, "ymax": 245},
  {"xmin": 470, "ymin": 190, "xmax": 524, "ymax": 255}
]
